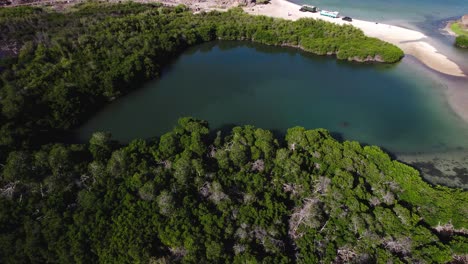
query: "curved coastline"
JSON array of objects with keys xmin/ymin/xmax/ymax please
[
  {"xmin": 3, "ymin": 0, "xmax": 465, "ymax": 76},
  {"xmin": 244, "ymin": 0, "xmax": 466, "ymax": 77},
  {"xmin": 243, "ymin": 0, "xmax": 468, "ymax": 125}
]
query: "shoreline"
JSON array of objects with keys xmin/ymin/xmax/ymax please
[
  {"xmin": 4, "ymin": 0, "xmax": 466, "ymax": 77},
  {"xmin": 397, "ymin": 149, "xmax": 468, "ymax": 190},
  {"xmin": 443, "ymin": 21, "xmax": 458, "ymax": 37},
  {"xmin": 244, "ymin": 0, "xmax": 466, "ymax": 78},
  {"xmin": 4, "ymin": 0, "xmax": 468, "ymax": 124},
  {"xmin": 243, "ymin": 1, "xmax": 468, "ymax": 160},
  {"xmin": 243, "ymin": 0, "xmax": 468, "ymax": 124}
]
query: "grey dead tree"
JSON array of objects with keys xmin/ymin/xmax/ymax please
[
  {"xmin": 314, "ymin": 163, "xmax": 321, "ymax": 170},
  {"xmin": 235, "ymin": 225, "xmax": 248, "ymax": 240},
  {"xmin": 169, "ymin": 247, "xmax": 187, "ymax": 261},
  {"xmin": 335, "ymin": 248, "xmax": 357, "ymax": 263},
  {"xmin": 79, "ymin": 174, "xmax": 95, "ymax": 190},
  {"xmin": 199, "ymin": 181, "xmax": 229, "ymax": 204},
  {"xmin": 313, "ymin": 176, "xmax": 331, "ymax": 194},
  {"xmin": 262, "ymin": 237, "xmax": 285, "ymax": 252},
  {"xmin": 382, "ymin": 237, "xmax": 412, "ymax": 256},
  {"xmin": 157, "ymin": 191, "xmax": 174, "ymax": 216},
  {"xmin": 199, "ymin": 182, "xmax": 211, "ymax": 198},
  {"xmin": 283, "ymin": 183, "xmax": 303, "ymax": 197},
  {"xmin": 209, "ymin": 182, "xmax": 229, "ymax": 204},
  {"xmin": 224, "ymin": 141, "xmax": 234, "ymax": 151},
  {"xmin": 250, "ymin": 225, "xmax": 285, "ymax": 252},
  {"xmin": 382, "ymin": 191, "xmax": 395, "ymax": 205},
  {"xmin": 251, "ymin": 159, "xmax": 265, "ymax": 172},
  {"xmin": 251, "ymin": 226, "xmax": 268, "ymax": 241},
  {"xmin": 289, "ymin": 198, "xmax": 324, "ymax": 239},
  {"xmin": 0, "ymin": 181, "xmax": 19, "ymax": 199},
  {"xmin": 369, "ymin": 196, "xmax": 381, "ymax": 207},
  {"xmin": 435, "ymin": 221, "xmax": 455, "ymax": 236},
  {"xmin": 138, "ymin": 183, "xmax": 155, "ymax": 201},
  {"xmin": 231, "ymin": 208, "xmax": 239, "ymax": 220},
  {"xmin": 233, "ymin": 244, "xmax": 246, "ymax": 255},
  {"xmin": 451, "ymin": 255, "xmax": 468, "ymax": 264},
  {"xmin": 158, "ymin": 160, "xmax": 172, "ymax": 169},
  {"xmin": 243, "ymin": 192, "xmax": 256, "ymax": 204},
  {"xmin": 384, "ymin": 181, "xmax": 401, "ymax": 192},
  {"xmin": 289, "ymin": 143, "xmax": 296, "ymax": 151},
  {"xmin": 434, "ymin": 221, "xmax": 468, "ymax": 236},
  {"xmin": 40, "ymin": 183, "xmax": 45, "ymax": 197},
  {"xmin": 207, "ymin": 145, "xmax": 217, "ymax": 158}
]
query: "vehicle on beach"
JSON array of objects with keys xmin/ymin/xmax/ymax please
[
  {"xmin": 342, "ymin": 16, "xmax": 352, "ymax": 22},
  {"xmin": 299, "ymin": 5, "xmax": 318, "ymax": 12},
  {"xmin": 320, "ymin": 10, "xmax": 340, "ymax": 18}
]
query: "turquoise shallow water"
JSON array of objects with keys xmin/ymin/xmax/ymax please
[
  {"xmin": 291, "ymin": 0, "xmax": 468, "ymax": 25},
  {"xmin": 78, "ymin": 41, "xmax": 468, "ymax": 154},
  {"xmin": 293, "ymin": 0, "xmax": 468, "ymax": 72}
]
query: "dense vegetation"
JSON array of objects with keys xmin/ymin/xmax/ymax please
[
  {"xmin": 450, "ymin": 22, "xmax": 468, "ymax": 48},
  {"xmin": 1, "ymin": 117, "xmax": 467, "ymax": 263},
  {"xmin": 1, "ymin": 3, "xmax": 465, "ymax": 263},
  {"xmin": 451, "ymin": 22, "xmax": 468, "ymax": 37},
  {"xmin": 0, "ymin": 3, "xmax": 403, "ymax": 158},
  {"xmin": 455, "ymin": 35, "xmax": 468, "ymax": 48}
]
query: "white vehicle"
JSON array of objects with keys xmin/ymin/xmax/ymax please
[{"xmin": 320, "ymin": 10, "xmax": 340, "ymax": 18}]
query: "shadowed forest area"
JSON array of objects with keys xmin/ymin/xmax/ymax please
[
  {"xmin": 0, "ymin": 3, "xmax": 466, "ymax": 263},
  {"xmin": 1, "ymin": 117, "xmax": 467, "ymax": 263}
]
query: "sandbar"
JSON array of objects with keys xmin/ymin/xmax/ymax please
[{"xmin": 244, "ymin": 0, "xmax": 466, "ymax": 77}]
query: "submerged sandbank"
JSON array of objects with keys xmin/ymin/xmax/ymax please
[
  {"xmin": 244, "ymin": 0, "xmax": 466, "ymax": 77},
  {"xmin": 397, "ymin": 150, "xmax": 468, "ymax": 189}
]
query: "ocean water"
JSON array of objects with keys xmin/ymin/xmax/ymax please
[
  {"xmin": 293, "ymin": 0, "xmax": 468, "ymax": 71},
  {"xmin": 291, "ymin": 0, "xmax": 467, "ymax": 26},
  {"xmin": 77, "ymin": 41, "xmax": 468, "ymax": 154}
]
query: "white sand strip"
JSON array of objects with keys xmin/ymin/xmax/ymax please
[{"xmin": 244, "ymin": 0, "xmax": 466, "ymax": 77}]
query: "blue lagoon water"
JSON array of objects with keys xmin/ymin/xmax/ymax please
[
  {"xmin": 79, "ymin": 1, "xmax": 468, "ymax": 187},
  {"xmin": 78, "ymin": 42, "xmax": 468, "ymax": 153}
]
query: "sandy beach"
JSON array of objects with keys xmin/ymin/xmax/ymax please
[
  {"xmin": 5, "ymin": 0, "xmax": 468, "ymax": 123},
  {"xmin": 244, "ymin": 0, "xmax": 466, "ymax": 78},
  {"xmin": 7, "ymin": 0, "xmax": 465, "ymax": 77}
]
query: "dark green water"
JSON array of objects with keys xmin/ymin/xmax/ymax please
[{"xmin": 78, "ymin": 41, "xmax": 468, "ymax": 154}]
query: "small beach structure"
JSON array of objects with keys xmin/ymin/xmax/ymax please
[
  {"xmin": 299, "ymin": 5, "xmax": 318, "ymax": 12},
  {"xmin": 320, "ymin": 10, "xmax": 339, "ymax": 18}
]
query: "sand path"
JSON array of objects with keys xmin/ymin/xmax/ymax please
[{"xmin": 245, "ymin": 0, "xmax": 466, "ymax": 77}]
